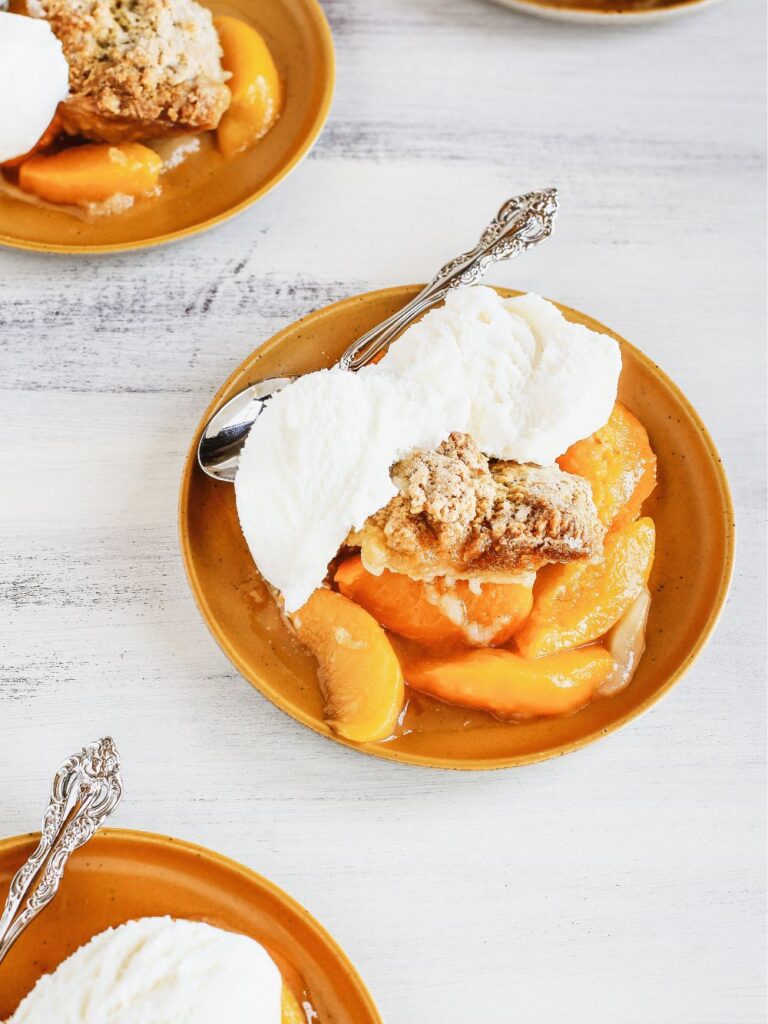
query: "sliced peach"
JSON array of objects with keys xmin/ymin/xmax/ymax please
[
  {"xmin": 215, "ymin": 15, "xmax": 282, "ymax": 157},
  {"xmin": 515, "ymin": 518, "xmax": 656, "ymax": 659},
  {"xmin": 18, "ymin": 143, "xmax": 162, "ymax": 205},
  {"xmin": 335, "ymin": 555, "xmax": 533, "ymax": 646},
  {"xmin": 599, "ymin": 586, "xmax": 651, "ymax": 697},
  {"xmin": 293, "ymin": 588, "xmax": 404, "ymax": 743},
  {"xmin": 403, "ymin": 645, "xmax": 613, "ymax": 720},
  {"xmin": 335, "ymin": 556, "xmax": 455, "ymax": 643},
  {"xmin": 558, "ymin": 402, "xmax": 657, "ymax": 528},
  {"xmin": 282, "ymin": 986, "xmax": 304, "ymax": 1024},
  {"xmin": 452, "ymin": 579, "xmax": 534, "ymax": 645}
]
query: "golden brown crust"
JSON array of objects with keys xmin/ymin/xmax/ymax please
[
  {"xmin": 349, "ymin": 433, "xmax": 605, "ymax": 581},
  {"xmin": 28, "ymin": 0, "xmax": 230, "ymax": 142}
]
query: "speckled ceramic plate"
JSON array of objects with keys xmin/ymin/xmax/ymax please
[
  {"xmin": 0, "ymin": 829, "xmax": 381, "ymax": 1023},
  {"xmin": 0, "ymin": 0, "xmax": 334, "ymax": 253},
  {"xmin": 491, "ymin": 0, "xmax": 727, "ymax": 23},
  {"xmin": 179, "ymin": 285, "xmax": 735, "ymax": 770}
]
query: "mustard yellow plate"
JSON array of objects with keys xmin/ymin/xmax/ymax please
[
  {"xmin": 0, "ymin": 829, "xmax": 381, "ymax": 1023},
  {"xmin": 0, "ymin": 0, "xmax": 334, "ymax": 254},
  {"xmin": 179, "ymin": 286, "xmax": 735, "ymax": 770}
]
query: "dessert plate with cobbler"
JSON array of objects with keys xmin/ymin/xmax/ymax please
[
  {"xmin": 180, "ymin": 232, "xmax": 734, "ymax": 769},
  {"xmin": 0, "ymin": 0, "xmax": 334, "ymax": 252}
]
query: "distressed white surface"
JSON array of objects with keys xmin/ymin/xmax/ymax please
[{"xmin": 0, "ymin": 0, "xmax": 765, "ymax": 1021}]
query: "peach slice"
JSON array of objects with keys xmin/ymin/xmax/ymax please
[
  {"xmin": 448, "ymin": 578, "xmax": 534, "ymax": 645},
  {"xmin": 293, "ymin": 588, "xmax": 404, "ymax": 743},
  {"xmin": 282, "ymin": 986, "xmax": 305, "ymax": 1023},
  {"xmin": 335, "ymin": 555, "xmax": 533, "ymax": 646},
  {"xmin": 599, "ymin": 586, "xmax": 651, "ymax": 697},
  {"xmin": 515, "ymin": 517, "xmax": 656, "ymax": 659},
  {"xmin": 558, "ymin": 402, "xmax": 657, "ymax": 528},
  {"xmin": 335, "ymin": 556, "xmax": 454, "ymax": 643},
  {"xmin": 215, "ymin": 15, "xmax": 282, "ymax": 157},
  {"xmin": 403, "ymin": 645, "xmax": 614, "ymax": 720},
  {"xmin": 18, "ymin": 143, "xmax": 162, "ymax": 205}
]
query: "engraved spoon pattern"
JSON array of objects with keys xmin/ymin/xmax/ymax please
[
  {"xmin": 197, "ymin": 187, "xmax": 559, "ymax": 482},
  {"xmin": 0, "ymin": 737, "xmax": 123, "ymax": 966}
]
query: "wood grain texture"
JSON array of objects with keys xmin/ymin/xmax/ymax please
[{"xmin": 0, "ymin": 0, "xmax": 765, "ymax": 1021}]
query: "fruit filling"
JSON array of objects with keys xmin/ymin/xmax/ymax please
[
  {"xmin": 18, "ymin": 143, "xmax": 163, "ymax": 206},
  {"xmin": 287, "ymin": 413, "xmax": 656, "ymax": 740},
  {"xmin": 234, "ymin": 287, "xmax": 659, "ymax": 743},
  {"xmin": 215, "ymin": 16, "xmax": 283, "ymax": 158}
]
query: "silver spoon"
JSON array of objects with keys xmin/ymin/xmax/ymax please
[
  {"xmin": 0, "ymin": 738, "xmax": 123, "ymax": 966},
  {"xmin": 197, "ymin": 187, "xmax": 559, "ymax": 482}
]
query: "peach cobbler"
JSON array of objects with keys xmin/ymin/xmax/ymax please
[
  {"xmin": 0, "ymin": 2, "xmax": 282, "ymax": 217},
  {"xmin": 234, "ymin": 287, "xmax": 658, "ymax": 744}
]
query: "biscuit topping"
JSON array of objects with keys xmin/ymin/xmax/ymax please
[
  {"xmin": 29, "ymin": 0, "xmax": 230, "ymax": 141},
  {"xmin": 351, "ymin": 433, "xmax": 605, "ymax": 580}
]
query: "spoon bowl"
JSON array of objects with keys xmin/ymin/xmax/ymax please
[{"xmin": 198, "ymin": 375, "xmax": 296, "ymax": 482}]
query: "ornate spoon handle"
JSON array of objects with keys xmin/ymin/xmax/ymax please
[
  {"xmin": 339, "ymin": 187, "xmax": 559, "ymax": 371},
  {"xmin": 0, "ymin": 737, "xmax": 123, "ymax": 966}
]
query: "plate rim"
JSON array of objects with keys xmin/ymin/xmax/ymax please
[
  {"xmin": 489, "ymin": 0, "xmax": 728, "ymax": 23},
  {"xmin": 0, "ymin": 827, "xmax": 384, "ymax": 1024},
  {"xmin": 178, "ymin": 283, "xmax": 736, "ymax": 771},
  {"xmin": 0, "ymin": 0, "xmax": 336, "ymax": 256}
]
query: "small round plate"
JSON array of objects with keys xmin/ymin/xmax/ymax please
[
  {"xmin": 179, "ymin": 285, "xmax": 735, "ymax": 770},
  {"xmin": 491, "ymin": 0, "xmax": 727, "ymax": 23},
  {"xmin": 0, "ymin": 0, "xmax": 334, "ymax": 254},
  {"xmin": 0, "ymin": 829, "xmax": 381, "ymax": 1023}
]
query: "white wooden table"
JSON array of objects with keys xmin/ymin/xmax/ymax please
[{"xmin": 1, "ymin": 1, "xmax": 765, "ymax": 1020}]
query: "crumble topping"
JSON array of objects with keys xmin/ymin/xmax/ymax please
[
  {"xmin": 28, "ymin": 0, "xmax": 230, "ymax": 141},
  {"xmin": 349, "ymin": 432, "xmax": 605, "ymax": 580},
  {"xmin": 392, "ymin": 432, "xmax": 497, "ymax": 548}
]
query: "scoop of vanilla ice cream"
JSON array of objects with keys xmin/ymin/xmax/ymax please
[
  {"xmin": 0, "ymin": 13, "xmax": 69, "ymax": 164},
  {"xmin": 235, "ymin": 286, "xmax": 620, "ymax": 610},
  {"xmin": 379, "ymin": 286, "xmax": 621, "ymax": 465},
  {"xmin": 236, "ymin": 366, "xmax": 462, "ymax": 611},
  {"xmin": 7, "ymin": 917, "xmax": 282, "ymax": 1024}
]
